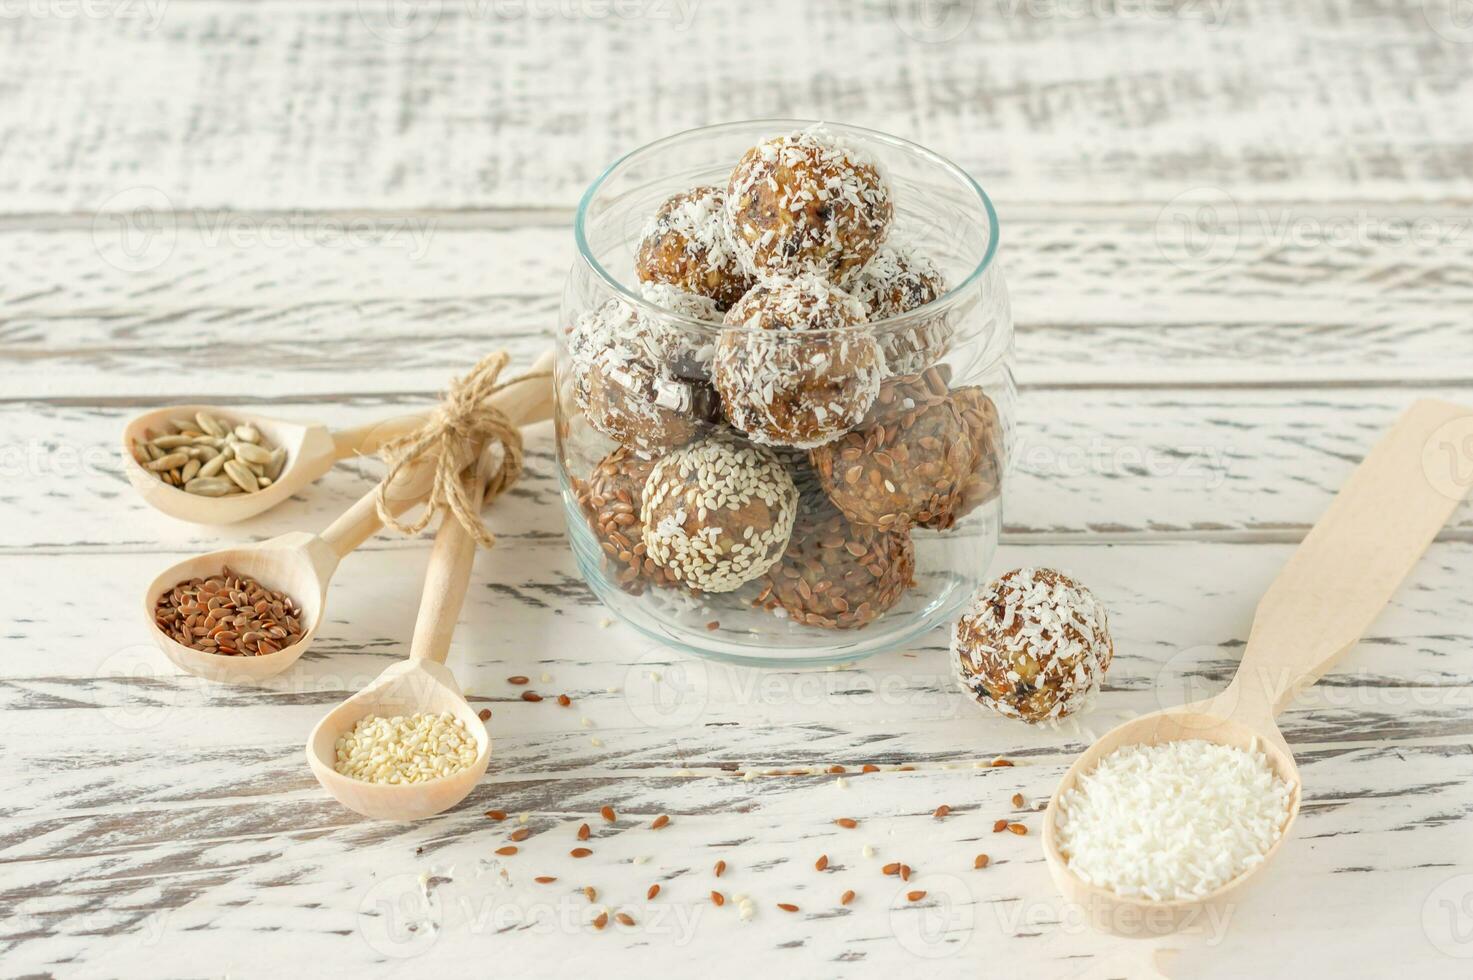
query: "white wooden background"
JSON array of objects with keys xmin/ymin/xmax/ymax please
[{"xmin": 4, "ymin": 1, "xmax": 1473, "ymax": 977}]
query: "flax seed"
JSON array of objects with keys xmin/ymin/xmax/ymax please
[
  {"xmin": 711, "ymin": 891, "xmax": 725, "ymax": 906},
  {"xmin": 714, "ymin": 860, "xmax": 726, "ymax": 877},
  {"xmin": 835, "ymin": 818, "xmax": 858, "ymax": 828},
  {"xmin": 615, "ymin": 913, "xmax": 634, "ymax": 927},
  {"xmin": 647, "ymin": 884, "xmax": 661, "ymax": 900},
  {"xmin": 1008, "ymin": 823, "xmax": 1027, "ymax": 835},
  {"xmin": 815, "ymin": 854, "xmax": 828, "ymax": 871},
  {"xmin": 993, "ymin": 819, "xmax": 1008, "ymax": 833},
  {"xmin": 777, "ymin": 903, "xmax": 799, "ymax": 913},
  {"xmin": 651, "ymin": 815, "xmax": 670, "ymax": 830},
  {"xmin": 485, "ymin": 810, "xmax": 507, "ymax": 821},
  {"xmin": 593, "ymin": 912, "xmax": 608, "ymax": 930},
  {"xmin": 933, "ymin": 804, "xmax": 950, "ymax": 819},
  {"xmin": 974, "ymin": 854, "xmax": 990, "ymax": 869},
  {"xmin": 521, "ymin": 691, "xmax": 543, "ymax": 702},
  {"xmin": 907, "ymin": 890, "xmax": 926, "ymax": 902},
  {"xmin": 495, "ymin": 846, "xmax": 517, "ymax": 856},
  {"xmin": 534, "ymin": 876, "xmax": 557, "ymax": 884},
  {"xmin": 571, "ymin": 848, "xmax": 593, "ymax": 858},
  {"xmin": 840, "ymin": 890, "xmax": 855, "ymax": 906},
  {"xmin": 510, "ymin": 828, "xmax": 531, "ymax": 842}
]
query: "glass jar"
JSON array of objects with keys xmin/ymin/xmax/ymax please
[{"xmin": 557, "ymin": 120, "xmax": 1014, "ymax": 666}]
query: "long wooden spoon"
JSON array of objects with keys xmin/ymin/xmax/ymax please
[
  {"xmin": 143, "ymin": 354, "xmax": 554, "ymax": 684},
  {"xmin": 305, "ymin": 445, "xmax": 500, "ymax": 821},
  {"xmin": 1042, "ymin": 399, "xmax": 1473, "ymax": 936}
]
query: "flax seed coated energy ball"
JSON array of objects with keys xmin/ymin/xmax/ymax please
[
  {"xmin": 850, "ymin": 245, "xmax": 951, "ymax": 377},
  {"xmin": 725, "ymin": 125, "xmax": 893, "ymax": 281},
  {"xmin": 568, "ymin": 286, "xmax": 722, "ymax": 454},
  {"xmin": 952, "ymin": 567, "xmax": 1114, "ymax": 724},
  {"xmin": 574, "ymin": 446, "xmax": 680, "ymax": 595},
  {"xmin": 944, "ymin": 384, "xmax": 1005, "ymax": 525},
  {"xmin": 641, "ymin": 435, "xmax": 799, "ymax": 593},
  {"xmin": 757, "ymin": 490, "xmax": 915, "ymax": 630},
  {"xmin": 713, "ymin": 275, "xmax": 884, "ymax": 449},
  {"xmin": 808, "ymin": 369, "xmax": 974, "ymax": 530},
  {"xmin": 636, "ymin": 186, "xmax": 754, "ymax": 310}
]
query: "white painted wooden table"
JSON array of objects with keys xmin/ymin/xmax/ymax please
[{"xmin": 4, "ymin": 3, "xmax": 1473, "ymax": 977}]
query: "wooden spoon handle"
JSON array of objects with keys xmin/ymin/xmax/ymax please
[
  {"xmin": 407, "ymin": 447, "xmax": 496, "ymax": 665},
  {"xmin": 1231, "ymin": 399, "xmax": 1473, "ymax": 717}
]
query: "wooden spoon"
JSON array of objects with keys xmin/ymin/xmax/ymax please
[
  {"xmin": 1042, "ymin": 399, "xmax": 1473, "ymax": 937},
  {"xmin": 304, "ymin": 445, "xmax": 500, "ymax": 821},
  {"xmin": 143, "ymin": 353, "xmax": 554, "ymax": 684},
  {"xmin": 123, "ymin": 405, "xmax": 432, "ymax": 525}
]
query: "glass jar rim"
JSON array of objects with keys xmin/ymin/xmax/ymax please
[{"xmin": 573, "ymin": 118, "xmax": 1001, "ymax": 333}]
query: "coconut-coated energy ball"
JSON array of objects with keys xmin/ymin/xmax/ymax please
[
  {"xmin": 808, "ymin": 369, "xmax": 974, "ymax": 530},
  {"xmin": 725, "ymin": 125, "xmax": 893, "ymax": 281},
  {"xmin": 850, "ymin": 245, "xmax": 951, "ymax": 376},
  {"xmin": 636, "ymin": 186, "xmax": 753, "ymax": 310},
  {"xmin": 757, "ymin": 490, "xmax": 915, "ymax": 630},
  {"xmin": 640, "ymin": 435, "xmax": 799, "ymax": 593},
  {"xmin": 952, "ymin": 567, "xmax": 1114, "ymax": 724},
  {"xmin": 713, "ymin": 275, "xmax": 884, "ymax": 449},
  {"xmin": 568, "ymin": 287, "xmax": 722, "ymax": 454},
  {"xmin": 574, "ymin": 445, "xmax": 680, "ymax": 595}
]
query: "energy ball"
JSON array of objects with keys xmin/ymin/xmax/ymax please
[
  {"xmin": 808, "ymin": 369, "xmax": 974, "ymax": 530},
  {"xmin": 641, "ymin": 435, "xmax": 799, "ymax": 593},
  {"xmin": 574, "ymin": 446, "xmax": 680, "ymax": 595},
  {"xmin": 952, "ymin": 567, "xmax": 1114, "ymax": 724},
  {"xmin": 943, "ymin": 385, "xmax": 1005, "ymax": 525},
  {"xmin": 850, "ymin": 245, "xmax": 951, "ymax": 377},
  {"xmin": 568, "ymin": 287, "xmax": 721, "ymax": 454},
  {"xmin": 725, "ymin": 125, "xmax": 893, "ymax": 281},
  {"xmin": 713, "ymin": 275, "xmax": 884, "ymax": 449},
  {"xmin": 757, "ymin": 491, "xmax": 915, "ymax": 630},
  {"xmin": 636, "ymin": 186, "xmax": 753, "ymax": 310}
]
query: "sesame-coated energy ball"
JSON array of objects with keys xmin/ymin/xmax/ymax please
[
  {"xmin": 725, "ymin": 125, "xmax": 893, "ymax": 281},
  {"xmin": 640, "ymin": 435, "xmax": 799, "ymax": 593},
  {"xmin": 636, "ymin": 186, "xmax": 754, "ymax": 310},
  {"xmin": 808, "ymin": 369, "xmax": 974, "ymax": 530},
  {"xmin": 568, "ymin": 288, "xmax": 722, "ymax": 454},
  {"xmin": 850, "ymin": 245, "xmax": 951, "ymax": 377},
  {"xmin": 574, "ymin": 446, "xmax": 680, "ymax": 595},
  {"xmin": 757, "ymin": 490, "xmax": 915, "ymax": 630},
  {"xmin": 713, "ymin": 275, "xmax": 884, "ymax": 449},
  {"xmin": 952, "ymin": 567, "xmax": 1114, "ymax": 724}
]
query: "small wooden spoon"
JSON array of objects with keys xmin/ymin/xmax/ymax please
[
  {"xmin": 143, "ymin": 353, "xmax": 554, "ymax": 684},
  {"xmin": 123, "ymin": 405, "xmax": 432, "ymax": 525},
  {"xmin": 1042, "ymin": 399, "xmax": 1473, "ymax": 937},
  {"xmin": 305, "ymin": 446, "xmax": 500, "ymax": 821}
]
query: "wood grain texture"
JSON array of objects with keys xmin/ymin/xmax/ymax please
[{"xmin": 3, "ymin": 1, "xmax": 1473, "ymax": 213}]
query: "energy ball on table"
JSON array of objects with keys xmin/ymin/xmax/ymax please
[
  {"xmin": 757, "ymin": 491, "xmax": 915, "ymax": 630},
  {"xmin": 568, "ymin": 287, "xmax": 722, "ymax": 454},
  {"xmin": 574, "ymin": 446, "xmax": 679, "ymax": 595},
  {"xmin": 641, "ymin": 435, "xmax": 799, "ymax": 593},
  {"xmin": 809, "ymin": 369, "xmax": 974, "ymax": 530},
  {"xmin": 850, "ymin": 245, "xmax": 951, "ymax": 377},
  {"xmin": 713, "ymin": 275, "xmax": 884, "ymax": 449},
  {"xmin": 952, "ymin": 567, "xmax": 1113, "ymax": 724},
  {"xmin": 636, "ymin": 186, "xmax": 753, "ymax": 310},
  {"xmin": 725, "ymin": 125, "xmax": 893, "ymax": 281}
]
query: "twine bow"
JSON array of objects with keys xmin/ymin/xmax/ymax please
[{"xmin": 375, "ymin": 351, "xmax": 539, "ymax": 549}]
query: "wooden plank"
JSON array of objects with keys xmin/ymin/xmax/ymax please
[
  {"xmin": 5, "ymin": 213, "xmax": 1473, "ymax": 399},
  {"xmin": 3, "ymin": 1, "xmax": 1472, "ymax": 214}
]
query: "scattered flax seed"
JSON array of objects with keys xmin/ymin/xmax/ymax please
[
  {"xmin": 993, "ymin": 819, "xmax": 1008, "ymax": 833},
  {"xmin": 815, "ymin": 854, "xmax": 829, "ymax": 871},
  {"xmin": 1012, "ymin": 793, "xmax": 1025, "ymax": 808},
  {"xmin": 828, "ymin": 765, "xmax": 846, "ymax": 774},
  {"xmin": 933, "ymin": 804, "xmax": 951, "ymax": 819},
  {"xmin": 478, "ymin": 708, "xmax": 492, "ymax": 721},
  {"xmin": 991, "ymin": 757, "xmax": 1014, "ymax": 767},
  {"xmin": 714, "ymin": 860, "xmax": 726, "ymax": 877},
  {"xmin": 841, "ymin": 890, "xmax": 855, "ymax": 906},
  {"xmin": 651, "ymin": 815, "xmax": 670, "ymax": 830},
  {"xmin": 510, "ymin": 828, "xmax": 531, "ymax": 842},
  {"xmin": 900, "ymin": 864, "xmax": 912, "ymax": 881},
  {"xmin": 534, "ymin": 876, "xmax": 557, "ymax": 884},
  {"xmin": 584, "ymin": 886, "xmax": 598, "ymax": 903},
  {"xmin": 571, "ymin": 848, "xmax": 593, "ymax": 858},
  {"xmin": 557, "ymin": 694, "xmax": 572, "ymax": 707},
  {"xmin": 578, "ymin": 823, "xmax": 591, "ymax": 841},
  {"xmin": 974, "ymin": 854, "xmax": 990, "ymax": 869},
  {"xmin": 706, "ymin": 621, "xmax": 720, "ymax": 631},
  {"xmin": 593, "ymin": 912, "xmax": 609, "ymax": 930},
  {"xmin": 882, "ymin": 862, "xmax": 900, "ymax": 876},
  {"xmin": 777, "ymin": 903, "xmax": 799, "ymax": 913},
  {"xmin": 907, "ymin": 890, "xmax": 926, "ymax": 902},
  {"xmin": 647, "ymin": 884, "xmax": 661, "ymax": 900},
  {"xmin": 615, "ymin": 913, "xmax": 635, "ymax": 927},
  {"xmin": 601, "ymin": 806, "xmax": 617, "ymax": 823},
  {"xmin": 521, "ymin": 691, "xmax": 543, "ymax": 702},
  {"xmin": 1008, "ymin": 823, "xmax": 1028, "ymax": 836},
  {"xmin": 485, "ymin": 810, "xmax": 507, "ymax": 821},
  {"xmin": 836, "ymin": 817, "xmax": 858, "ymax": 828},
  {"xmin": 495, "ymin": 846, "xmax": 518, "ymax": 856},
  {"xmin": 508, "ymin": 676, "xmax": 530, "ymax": 685},
  {"xmin": 711, "ymin": 891, "xmax": 725, "ymax": 906},
  {"xmin": 861, "ymin": 764, "xmax": 880, "ymax": 774},
  {"xmin": 896, "ymin": 765, "xmax": 915, "ymax": 772}
]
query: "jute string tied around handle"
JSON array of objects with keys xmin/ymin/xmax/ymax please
[{"xmin": 374, "ymin": 351, "xmax": 549, "ymax": 549}]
